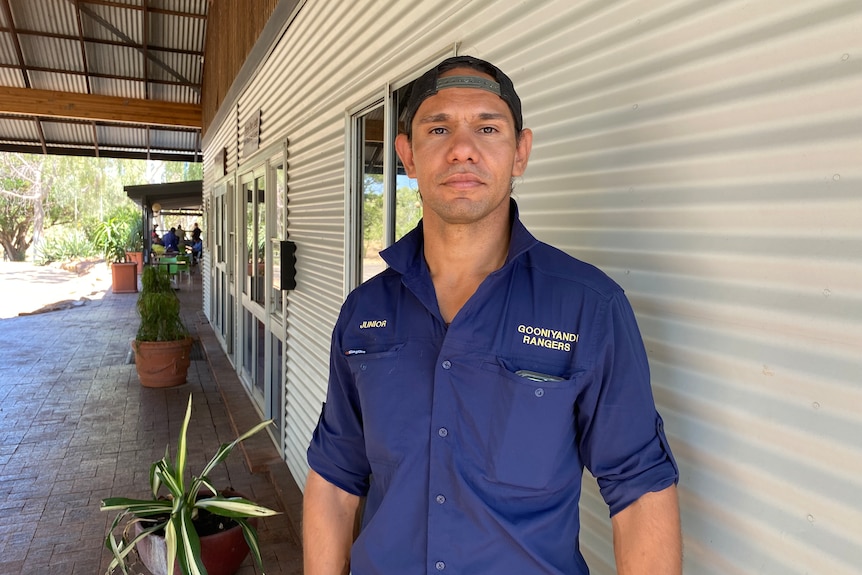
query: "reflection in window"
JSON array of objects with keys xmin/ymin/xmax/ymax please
[
  {"xmin": 393, "ymin": 83, "xmax": 421, "ymax": 241},
  {"xmin": 271, "ymin": 163, "xmax": 285, "ymax": 316},
  {"xmin": 244, "ymin": 181, "xmax": 253, "ymax": 296},
  {"xmin": 255, "ymin": 176, "xmax": 266, "ymax": 304},
  {"xmin": 357, "ymin": 105, "xmax": 386, "ymax": 283},
  {"xmin": 244, "ymin": 177, "xmax": 266, "ymax": 304},
  {"xmin": 352, "ymin": 82, "xmax": 423, "ymax": 287},
  {"xmin": 270, "ymin": 333, "xmax": 283, "ymax": 437}
]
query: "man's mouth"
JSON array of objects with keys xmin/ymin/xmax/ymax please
[{"xmin": 441, "ymin": 172, "xmax": 484, "ymax": 188}]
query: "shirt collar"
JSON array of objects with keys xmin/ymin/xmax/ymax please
[{"xmin": 381, "ymin": 198, "xmax": 539, "ymax": 276}]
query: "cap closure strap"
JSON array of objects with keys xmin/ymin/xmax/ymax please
[{"xmin": 435, "ymin": 75, "xmax": 501, "ymax": 96}]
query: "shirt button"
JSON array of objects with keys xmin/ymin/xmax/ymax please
[
  {"xmin": 436, "ymin": 494, "xmax": 446, "ymax": 504},
  {"xmin": 435, "ymin": 561, "xmax": 446, "ymax": 570},
  {"xmin": 438, "ymin": 427, "xmax": 448, "ymax": 437},
  {"xmin": 360, "ymin": 363, "xmax": 367, "ymax": 371},
  {"xmin": 441, "ymin": 360, "xmax": 451, "ymax": 369},
  {"xmin": 534, "ymin": 387, "xmax": 544, "ymax": 398}
]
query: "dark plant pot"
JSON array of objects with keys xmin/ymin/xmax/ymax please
[
  {"xmin": 112, "ymin": 262, "xmax": 138, "ymax": 293},
  {"xmin": 131, "ymin": 496, "xmax": 256, "ymax": 575},
  {"xmin": 132, "ymin": 337, "xmax": 194, "ymax": 388},
  {"xmin": 127, "ymin": 251, "xmax": 144, "ymax": 274}
]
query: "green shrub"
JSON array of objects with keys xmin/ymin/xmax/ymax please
[
  {"xmin": 135, "ymin": 266, "xmax": 189, "ymax": 342},
  {"xmin": 35, "ymin": 226, "xmax": 96, "ymax": 264}
]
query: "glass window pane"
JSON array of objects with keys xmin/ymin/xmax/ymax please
[
  {"xmin": 271, "ymin": 239, "xmax": 283, "ymax": 316},
  {"xmin": 358, "ymin": 105, "xmax": 385, "ymax": 283},
  {"xmin": 275, "ymin": 163, "xmax": 286, "ymax": 240},
  {"xmin": 254, "ymin": 176, "xmax": 266, "ymax": 304},
  {"xmin": 244, "ymin": 182, "xmax": 254, "ymax": 295},
  {"xmin": 392, "ymin": 83, "xmax": 422, "ymax": 241},
  {"xmin": 270, "ymin": 334, "xmax": 283, "ymax": 436}
]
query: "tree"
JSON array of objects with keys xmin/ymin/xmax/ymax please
[
  {"xmin": 0, "ymin": 152, "xmax": 201, "ymax": 262},
  {"xmin": 0, "ymin": 153, "xmax": 49, "ymax": 261}
]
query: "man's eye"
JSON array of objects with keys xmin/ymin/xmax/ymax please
[
  {"xmin": 430, "ymin": 127, "xmax": 447, "ymax": 135},
  {"xmin": 480, "ymin": 126, "xmax": 498, "ymax": 134}
]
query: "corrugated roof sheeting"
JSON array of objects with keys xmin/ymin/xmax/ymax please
[
  {"xmin": 80, "ymin": 3, "xmax": 142, "ymax": 44},
  {"xmin": 147, "ymin": 49, "xmax": 201, "ymax": 85},
  {"xmin": 8, "ymin": 0, "xmax": 77, "ymax": 35},
  {"xmin": 0, "ymin": 116, "xmax": 38, "ymax": 141},
  {"xmin": 18, "ymin": 36, "xmax": 82, "ymax": 71},
  {"xmin": 0, "ymin": 65, "xmax": 23, "ymax": 87},
  {"xmin": 86, "ymin": 43, "xmax": 143, "ymax": 79},
  {"xmin": 25, "ymin": 70, "xmax": 86, "ymax": 93},
  {"xmin": 40, "ymin": 121, "xmax": 91, "ymax": 145},
  {"xmin": 0, "ymin": 0, "xmax": 205, "ymax": 159},
  {"xmin": 149, "ymin": 11, "xmax": 206, "ymax": 54},
  {"xmin": 0, "ymin": 33, "xmax": 16, "ymax": 65},
  {"xmin": 149, "ymin": 127, "xmax": 198, "ymax": 152},
  {"xmin": 150, "ymin": 0, "xmax": 206, "ymax": 16},
  {"xmin": 89, "ymin": 76, "xmax": 144, "ymax": 99},
  {"xmin": 148, "ymin": 81, "xmax": 198, "ymax": 104},
  {"xmin": 98, "ymin": 124, "xmax": 147, "ymax": 148}
]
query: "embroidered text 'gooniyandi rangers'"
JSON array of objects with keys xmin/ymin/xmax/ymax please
[{"xmin": 518, "ymin": 324, "xmax": 578, "ymax": 352}]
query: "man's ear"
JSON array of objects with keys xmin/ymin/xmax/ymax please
[
  {"xmin": 395, "ymin": 133, "xmax": 417, "ymax": 178},
  {"xmin": 512, "ymin": 128, "xmax": 533, "ymax": 178}
]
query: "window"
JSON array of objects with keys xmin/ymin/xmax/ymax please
[
  {"xmin": 270, "ymin": 161, "xmax": 286, "ymax": 316},
  {"xmin": 243, "ymin": 175, "xmax": 266, "ymax": 304},
  {"xmin": 351, "ymin": 82, "xmax": 421, "ymax": 287}
]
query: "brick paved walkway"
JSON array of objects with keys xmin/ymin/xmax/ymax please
[{"xmin": 0, "ymin": 271, "xmax": 303, "ymax": 574}]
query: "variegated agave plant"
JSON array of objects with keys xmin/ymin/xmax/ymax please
[{"xmin": 101, "ymin": 395, "xmax": 279, "ymax": 575}]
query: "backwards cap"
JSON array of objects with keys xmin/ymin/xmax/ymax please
[{"xmin": 402, "ymin": 55, "xmax": 523, "ymax": 138}]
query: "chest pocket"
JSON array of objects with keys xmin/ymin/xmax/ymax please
[
  {"xmin": 480, "ymin": 361, "xmax": 586, "ymax": 490},
  {"xmin": 345, "ymin": 344, "xmax": 432, "ymax": 465}
]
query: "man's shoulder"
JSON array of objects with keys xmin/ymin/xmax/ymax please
[{"xmin": 522, "ymin": 241, "xmax": 623, "ymax": 299}]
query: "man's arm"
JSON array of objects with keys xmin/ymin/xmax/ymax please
[
  {"xmin": 611, "ymin": 485, "xmax": 682, "ymax": 575},
  {"xmin": 303, "ymin": 468, "xmax": 362, "ymax": 575}
]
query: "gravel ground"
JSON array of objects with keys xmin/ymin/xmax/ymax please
[{"xmin": 0, "ymin": 259, "xmax": 114, "ymax": 319}]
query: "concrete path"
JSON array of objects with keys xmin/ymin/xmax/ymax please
[
  {"xmin": 0, "ymin": 268, "xmax": 303, "ymax": 574},
  {"xmin": 0, "ymin": 260, "xmax": 114, "ymax": 319}
]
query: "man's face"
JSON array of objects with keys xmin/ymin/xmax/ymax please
[{"xmin": 395, "ymin": 68, "xmax": 532, "ymax": 227}]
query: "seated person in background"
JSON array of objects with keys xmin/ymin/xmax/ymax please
[
  {"xmin": 162, "ymin": 227, "xmax": 179, "ymax": 252},
  {"xmin": 191, "ymin": 238, "xmax": 203, "ymax": 265}
]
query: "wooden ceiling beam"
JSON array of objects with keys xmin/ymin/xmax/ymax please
[{"xmin": 0, "ymin": 86, "xmax": 202, "ymax": 128}]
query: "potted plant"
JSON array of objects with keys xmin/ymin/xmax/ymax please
[
  {"xmin": 125, "ymin": 217, "xmax": 145, "ymax": 274},
  {"xmin": 101, "ymin": 395, "xmax": 279, "ymax": 575},
  {"xmin": 132, "ymin": 265, "xmax": 193, "ymax": 387},
  {"xmin": 95, "ymin": 217, "xmax": 138, "ymax": 293}
]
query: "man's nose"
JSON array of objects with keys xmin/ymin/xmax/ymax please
[{"xmin": 446, "ymin": 127, "xmax": 478, "ymax": 164}]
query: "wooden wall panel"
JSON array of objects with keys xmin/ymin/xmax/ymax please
[{"xmin": 201, "ymin": 0, "xmax": 280, "ymax": 135}]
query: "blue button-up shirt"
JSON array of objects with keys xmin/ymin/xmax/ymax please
[{"xmin": 308, "ymin": 201, "xmax": 678, "ymax": 574}]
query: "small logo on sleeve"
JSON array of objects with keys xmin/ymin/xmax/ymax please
[
  {"xmin": 359, "ymin": 319, "xmax": 387, "ymax": 329},
  {"xmin": 518, "ymin": 324, "xmax": 578, "ymax": 352}
]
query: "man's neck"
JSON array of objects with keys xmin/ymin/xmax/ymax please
[{"xmin": 422, "ymin": 211, "xmax": 511, "ymax": 323}]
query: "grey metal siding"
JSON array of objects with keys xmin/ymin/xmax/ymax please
[{"xmin": 204, "ymin": 1, "xmax": 862, "ymax": 572}]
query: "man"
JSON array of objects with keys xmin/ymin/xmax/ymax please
[
  {"xmin": 305, "ymin": 55, "xmax": 681, "ymax": 575},
  {"xmin": 161, "ymin": 227, "xmax": 178, "ymax": 252}
]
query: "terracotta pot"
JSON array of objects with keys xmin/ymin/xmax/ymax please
[
  {"xmin": 112, "ymin": 261, "xmax": 139, "ymax": 293},
  {"xmin": 127, "ymin": 251, "xmax": 144, "ymax": 274},
  {"xmin": 131, "ymin": 495, "xmax": 256, "ymax": 575},
  {"xmin": 132, "ymin": 337, "xmax": 194, "ymax": 388}
]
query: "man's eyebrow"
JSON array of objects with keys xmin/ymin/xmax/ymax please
[{"xmin": 416, "ymin": 112, "xmax": 510, "ymax": 123}]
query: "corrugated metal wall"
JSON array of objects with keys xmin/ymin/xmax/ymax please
[{"xmin": 204, "ymin": 0, "xmax": 862, "ymax": 572}]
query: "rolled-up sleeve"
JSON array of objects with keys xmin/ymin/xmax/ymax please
[
  {"xmin": 307, "ymin": 310, "xmax": 371, "ymax": 497},
  {"xmin": 577, "ymin": 290, "xmax": 679, "ymax": 516}
]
